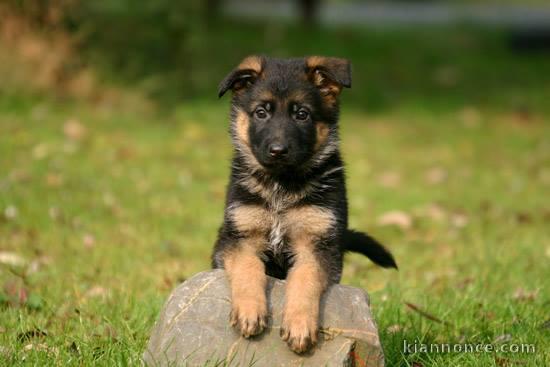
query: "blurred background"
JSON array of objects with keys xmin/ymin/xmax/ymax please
[
  {"xmin": 2, "ymin": 0, "xmax": 550, "ymax": 110},
  {"xmin": 0, "ymin": 1, "xmax": 549, "ymax": 365}
]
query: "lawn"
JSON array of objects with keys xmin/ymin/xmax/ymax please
[{"xmin": 0, "ymin": 25, "xmax": 549, "ymax": 366}]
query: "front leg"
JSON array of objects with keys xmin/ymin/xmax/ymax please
[
  {"xmin": 280, "ymin": 205, "xmax": 339, "ymax": 353},
  {"xmin": 223, "ymin": 238, "xmax": 268, "ymax": 338},
  {"xmin": 280, "ymin": 238, "xmax": 328, "ymax": 353}
]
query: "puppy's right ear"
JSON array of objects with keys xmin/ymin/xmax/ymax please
[{"xmin": 218, "ymin": 55, "xmax": 264, "ymax": 98}]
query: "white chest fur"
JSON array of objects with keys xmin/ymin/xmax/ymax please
[{"xmin": 268, "ymin": 214, "xmax": 286, "ymax": 255}]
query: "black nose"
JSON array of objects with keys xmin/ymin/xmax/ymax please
[{"xmin": 268, "ymin": 143, "xmax": 288, "ymax": 158}]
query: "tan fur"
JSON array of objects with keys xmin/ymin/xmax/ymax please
[
  {"xmin": 224, "ymin": 239, "xmax": 268, "ymax": 338},
  {"xmin": 316, "ymin": 76, "xmax": 341, "ymax": 106},
  {"xmin": 314, "ymin": 122, "xmax": 330, "ymax": 152},
  {"xmin": 306, "ymin": 56, "xmax": 345, "ymax": 106},
  {"xmin": 233, "ymin": 109, "xmax": 264, "ymax": 173},
  {"xmin": 305, "ymin": 56, "xmax": 327, "ymax": 70},
  {"xmin": 288, "ymin": 89, "xmax": 309, "ymax": 104},
  {"xmin": 285, "ymin": 205, "xmax": 335, "ymax": 237},
  {"xmin": 235, "ymin": 109, "xmax": 250, "ymax": 147},
  {"xmin": 280, "ymin": 206, "xmax": 333, "ymax": 352},
  {"xmin": 238, "ymin": 55, "xmax": 263, "ymax": 74},
  {"xmin": 230, "ymin": 204, "xmax": 272, "ymax": 235},
  {"xmin": 227, "ymin": 204, "xmax": 334, "ymax": 349},
  {"xmin": 238, "ymin": 176, "xmax": 306, "ymax": 211},
  {"xmin": 258, "ymin": 90, "xmax": 274, "ymax": 101},
  {"xmin": 280, "ymin": 234, "xmax": 328, "ymax": 353}
]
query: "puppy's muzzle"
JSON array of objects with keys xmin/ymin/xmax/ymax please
[{"xmin": 268, "ymin": 143, "xmax": 288, "ymax": 159}]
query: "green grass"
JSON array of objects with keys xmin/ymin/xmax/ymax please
[
  {"xmin": 1, "ymin": 24, "xmax": 550, "ymax": 365},
  {"xmin": 0, "ymin": 95, "xmax": 548, "ymax": 366}
]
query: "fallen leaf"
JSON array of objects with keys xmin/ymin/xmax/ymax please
[
  {"xmin": 8, "ymin": 169, "xmax": 31, "ymax": 183},
  {"xmin": 512, "ymin": 287, "xmax": 538, "ymax": 302},
  {"xmin": 0, "ymin": 252, "xmax": 26, "ymax": 267},
  {"xmin": 425, "ymin": 167, "xmax": 447, "ymax": 185},
  {"xmin": 451, "ymin": 213, "xmax": 469, "ymax": 228},
  {"xmin": 3, "ymin": 205, "xmax": 18, "ymax": 220},
  {"xmin": 377, "ymin": 171, "xmax": 401, "ymax": 188},
  {"xmin": 82, "ymin": 233, "xmax": 95, "ymax": 248},
  {"xmin": 22, "ymin": 343, "xmax": 58, "ymax": 356},
  {"xmin": 377, "ymin": 210, "xmax": 412, "ymax": 230},
  {"xmin": 416, "ymin": 203, "xmax": 447, "ymax": 222},
  {"xmin": 63, "ymin": 118, "xmax": 87, "ymax": 141},
  {"xmin": 515, "ymin": 212, "xmax": 532, "ymax": 224},
  {"xmin": 116, "ymin": 146, "xmax": 136, "ymax": 160},
  {"xmin": 45, "ymin": 173, "xmax": 64, "ymax": 188},
  {"xmin": 85, "ymin": 286, "xmax": 108, "ymax": 299}
]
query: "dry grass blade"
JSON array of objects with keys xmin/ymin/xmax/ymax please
[{"xmin": 404, "ymin": 302, "xmax": 451, "ymax": 326}]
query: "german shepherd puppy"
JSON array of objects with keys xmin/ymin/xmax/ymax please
[{"xmin": 212, "ymin": 56, "xmax": 397, "ymax": 354}]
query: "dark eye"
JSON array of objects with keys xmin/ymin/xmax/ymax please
[
  {"xmin": 255, "ymin": 107, "xmax": 268, "ymax": 120},
  {"xmin": 295, "ymin": 109, "xmax": 309, "ymax": 121}
]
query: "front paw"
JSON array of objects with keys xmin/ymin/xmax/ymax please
[
  {"xmin": 230, "ymin": 297, "xmax": 267, "ymax": 338},
  {"xmin": 280, "ymin": 312, "xmax": 318, "ymax": 353}
]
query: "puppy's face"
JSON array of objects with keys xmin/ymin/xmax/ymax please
[{"xmin": 219, "ymin": 56, "xmax": 351, "ymax": 173}]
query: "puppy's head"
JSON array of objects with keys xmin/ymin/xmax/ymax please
[{"xmin": 219, "ymin": 55, "xmax": 351, "ymax": 173}]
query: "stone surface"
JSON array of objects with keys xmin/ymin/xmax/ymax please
[{"xmin": 143, "ymin": 270, "xmax": 385, "ymax": 367}]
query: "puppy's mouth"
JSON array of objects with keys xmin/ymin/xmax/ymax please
[{"xmin": 259, "ymin": 159, "xmax": 291, "ymax": 171}]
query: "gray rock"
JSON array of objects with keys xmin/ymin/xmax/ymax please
[{"xmin": 143, "ymin": 270, "xmax": 385, "ymax": 367}]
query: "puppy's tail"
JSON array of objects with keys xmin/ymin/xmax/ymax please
[{"xmin": 343, "ymin": 229, "xmax": 398, "ymax": 269}]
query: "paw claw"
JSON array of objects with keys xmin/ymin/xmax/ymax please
[
  {"xmin": 230, "ymin": 299, "xmax": 267, "ymax": 338},
  {"xmin": 229, "ymin": 311, "xmax": 238, "ymax": 327},
  {"xmin": 280, "ymin": 313, "xmax": 318, "ymax": 354},
  {"xmin": 280, "ymin": 326, "xmax": 289, "ymax": 341}
]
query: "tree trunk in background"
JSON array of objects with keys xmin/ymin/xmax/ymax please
[
  {"xmin": 205, "ymin": 0, "xmax": 222, "ymax": 26},
  {"xmin": 298, "ymin": 0, "xmax": 320, "ymax": 26}
]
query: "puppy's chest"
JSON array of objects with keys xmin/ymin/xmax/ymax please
[
  {"xmin": 230, "ymin": 204, "xmax": 336, "ymax": 254},
  {"xmin": 266, "ymin": 212, "xmax": 286, "ymax": 254}
]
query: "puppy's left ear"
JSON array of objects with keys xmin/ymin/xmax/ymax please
[
  {"xmin": 306, "ymin": 56, "xmax": 351, "ymax": 98},
  {"xmin": 218, "ymin": 55, "xmax": 264, "ymax": 98}
]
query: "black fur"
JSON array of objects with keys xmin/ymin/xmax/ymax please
[
  {"xmin": 211, "ymin": 56, "xmax": 397, "ymax": 282},
  {"xmin": 343, "ymin": 229, "xmax": 398, "ymax": 269}
]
